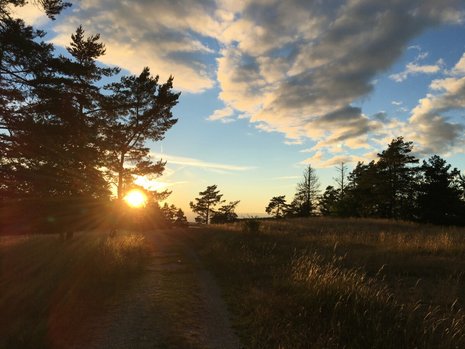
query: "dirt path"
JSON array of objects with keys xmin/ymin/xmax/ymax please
[{"xmin": 79, "ymin": 230, "xmax": 241, "ymax": 349}]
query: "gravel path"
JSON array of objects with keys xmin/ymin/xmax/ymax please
[{"xmin": 79, "ymin": 230, "xmax": 241, "ymax": 349}]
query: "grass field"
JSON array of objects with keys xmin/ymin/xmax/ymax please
[
  {"xmin": 188, "ymin": 217, "xmax": 465, "ymax": 348},
  {"xmin": 0, "ymin": 231, "xmax": 149, "ymax": 349}
]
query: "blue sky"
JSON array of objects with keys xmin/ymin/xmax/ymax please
[{"xmin": 19, "ymin": 0, "xmax": 465, "ymax": 219}]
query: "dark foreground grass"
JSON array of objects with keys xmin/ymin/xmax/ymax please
[
  {"xmin": 186, "ymin": 218, "xmax": 465, "ymax": 349},
  {"xmin": 0, "ymin": 231, "xmax": 149, "ymax": 349}
]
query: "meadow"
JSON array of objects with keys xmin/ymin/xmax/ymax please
[
  {"xmin": 0, "ymin": 231, "xmax": 149, "ymax": 349},
  {"xmin": 188, "ymin": 217, "xmax": 465, "ymax": 348}
]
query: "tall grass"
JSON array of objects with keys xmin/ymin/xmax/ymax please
[
  {"xmin": 189, "ymin": 217, "xmax": 465, "ymax": 348},
  {"xmin": 0, "ymin": 231, "xmax": 149, "ymax": 349}
]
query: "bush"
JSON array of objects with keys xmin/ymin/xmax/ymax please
[{"xmin": 242, "ymin": 218, "xmax": 261, "ymax": 233}]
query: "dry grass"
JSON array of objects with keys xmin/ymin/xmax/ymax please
[
  {"xmin": 0, "ymin": 231, "xmax": 149, "ymax": 349},
  {"xmin": 188, "ymin": 217, "xmax": 465, "ymax": 348}
]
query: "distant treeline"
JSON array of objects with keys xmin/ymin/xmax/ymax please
[{"xmin": 268, "ymin": 137, "xmax": 465, "ymax": 226}]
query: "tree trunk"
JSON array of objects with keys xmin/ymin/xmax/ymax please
[{"xmin": 117, "ymin": 153, "xmax": 125, "ymax": 200}]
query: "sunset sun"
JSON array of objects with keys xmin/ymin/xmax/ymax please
[{"xmin": 124, "ymin": 189, "xmax": 147, "ymax": 208}]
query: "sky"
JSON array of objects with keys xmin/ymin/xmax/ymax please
[{"xmin": 19, "ymin": 0, "xmax": 465, "ymax": 220}]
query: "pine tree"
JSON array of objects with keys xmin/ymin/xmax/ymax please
[
  {"xmin": 265, "ymin": 195, "xmax": 288, "ymax": 218},
  {"xmin": 417, "ymin": 155, "xmax": 464, "ymax": 225},
  {"xmin": 293, "ymin": 165, "xmax": 320, "ymax": 216},
  {"xmin": 211, "ymin": 201, "xmax": 240, "ymax": 224},
  {"xmin": 190, "ymin": 185, "xmax": 224, "ymax": 224},
  {"xmin": 104, "ymin": 67, "xmax": 180, "ymax": 201}
]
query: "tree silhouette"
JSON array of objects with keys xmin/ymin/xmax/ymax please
[
  {"xmin": 293, "ymin": 165, "xmax": 320, "ymax": 217},
  {"xmin": 334, "ymin": 162, "xmax": 348, "ymax": 200},
  {"xmin": 190, "ymin": 185, "xmax": 224, "ymax": 224},
  {"xmin": 417, "ymin": 155, "xmax": 464, "ymax": 225},
  {"xmin": 343, "ymin": 161, "xmax": 381, "ymax": 217},
  {"xmin": 319, "ymin": 186, "xmax": 339, "ymax": 216},
  {"xmin": 174, "ymin": 208, "xmax": 188, "ymax": 227},
  {"xmin": 0, "ymin": 3, "xmax": 181, "ymax": 235},
  {"xmin": 376, "ymin": 137, "xmax": 419, "ymax": 219},
  {"xmin": 104, "ymin": 67, "xmax": 180, "ymax": 201},
  {"xmin": 1, "ymin": 16, "xmax": 117, "ymax": 235},
  {"xmin": 211, "ymin": 200, "xmax": 240, "ymax": 224},
  {"xmin": 266, "ymin": 195, "xmax": 288, "ymax": 218}
]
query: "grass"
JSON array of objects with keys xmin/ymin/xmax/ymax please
[
  {"xmin": 0, "ymin": 231, "xmax": 150, "ymax": 349},
  {"xmin": 186, "ymin": 217, "xmax": 465, "ymax": 348}
]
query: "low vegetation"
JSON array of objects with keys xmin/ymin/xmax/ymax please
[
  {"xmin": 188, "ymin": 217, "xmax": 465, "ymax": 348},
  {"xmin": 0, "ymin": 232, "xmax": 150, "ymax": 349}
]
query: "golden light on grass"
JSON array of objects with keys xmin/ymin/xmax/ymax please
[{"xmin": 124, "ymin": 189, "xmax": 147, "ymax": 208}]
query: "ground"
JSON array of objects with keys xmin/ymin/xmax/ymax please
[{"xmin": 70, "ymin": 230, "xmax": 241, "ymax": 349}]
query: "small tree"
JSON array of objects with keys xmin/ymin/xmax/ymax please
[
  {"xmin": 174, "ymin": 208, "xmax": 188, "ymax": 227},
  {"xmin": 161, "ymin": 203, "xmax": 177, "ymax": 224},
  {"xmin": 334, "ymin": 162, "xmax": 348, "ymax": 200},
  {"xmin": 190, "ymin": 185, "xmax": 224, "ymax": 224},
  {"xmin": 294, "ymin": 165, "xmax": 320, "ymax": 216},
  {"xmin": 211, "ymin": 200, "xmax": 240, "ymax": 224},
  {"xmin": 265, "ymin": 196, "xmax": 288, "ymax": 218}
]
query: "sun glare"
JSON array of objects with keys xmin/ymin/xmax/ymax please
[{"xmin": 124, "ymin": 190, "xmax": 147, "ymax": 208}]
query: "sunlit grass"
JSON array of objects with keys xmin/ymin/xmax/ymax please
[
  {"xmin": 187, "ymin": 217, "xmax": 465, "ymax": 348},
  {"xmin": 0, "ymin": 231, "xmax": 149, "ymax": 349}
]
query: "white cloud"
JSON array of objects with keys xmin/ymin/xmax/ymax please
[
  {"xmin": 272, "ymin": 176, "xmax": 300, "ymax": 180},
  {"xmin": 51, "ymin": 0, "xmax": 221, "ymax": 92},
  {"xmin": 44, "ymin": 0, "xmax": 465, "ymax": 158},
  {"xmin": 448, "ymin": 53, "xmax": 465, "ymax": 76},
  {"xmin": 151, "ymin": 152, "xmax": 255, "ymax": 172},
  {"xmin": 405, "ymin": 53, "xmax": 465, "ymax": 154},
  {"xmin": 212, "ymin": 0, "xmax": 463, "ymax": 151},
  {"xmin": 207, "ymin": 106, "xmax": 235, "ymax": 123},
  {"xmin": 390, "ymin": 60, "xmax": 443, "ymax": 82},
  {"xmin": 301, "ymin": 152, "xmax": 369, "ymax": 169}
]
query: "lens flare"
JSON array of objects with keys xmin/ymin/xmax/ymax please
[{"xmin": 124, "ymin": 190, "xmax": 147, "ymax": 208}]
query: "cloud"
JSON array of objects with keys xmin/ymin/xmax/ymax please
[
  {"xmin": 272, "ymin": 176, "xmax": 300, "ymax": 180},
  {"xmin": 301, "ymin": 151, "xmax": 369, "ymax": 169},
  {"xmin": 45, "ymin": 0, "xmax": 465, "ymax": 158},
  {"xmin": 207, "ymin": 106, "xmax": 235, "ymax": 123},
  {"xmin": 51, "ymin": 0, "xmax": 222, "ymax": 92},
  {"xmin": 448, "ymin": 53, "xmax": 465, "ymax": 76},
  {"xmin": 151, "ymin": 152, "xmax": 255, "ymax": 172},
  {"xmin": 8, "ymin": 2, "xmax": 48, "ymax": 25},
  {"xmin": 213, "ymin": 0, "xmax": 464, "ymax": 150},
  {"xmin": 406, "ymin": 54, "xmax": 465, "ymax": 154},
  {"xmin": 390, "ymin": 60, "xmax": 444, "ymax": 82}
]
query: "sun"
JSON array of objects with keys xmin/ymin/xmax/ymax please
[{"xmin": 124, "ymin": 189, "xmax": 147, "ymax": 208}]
